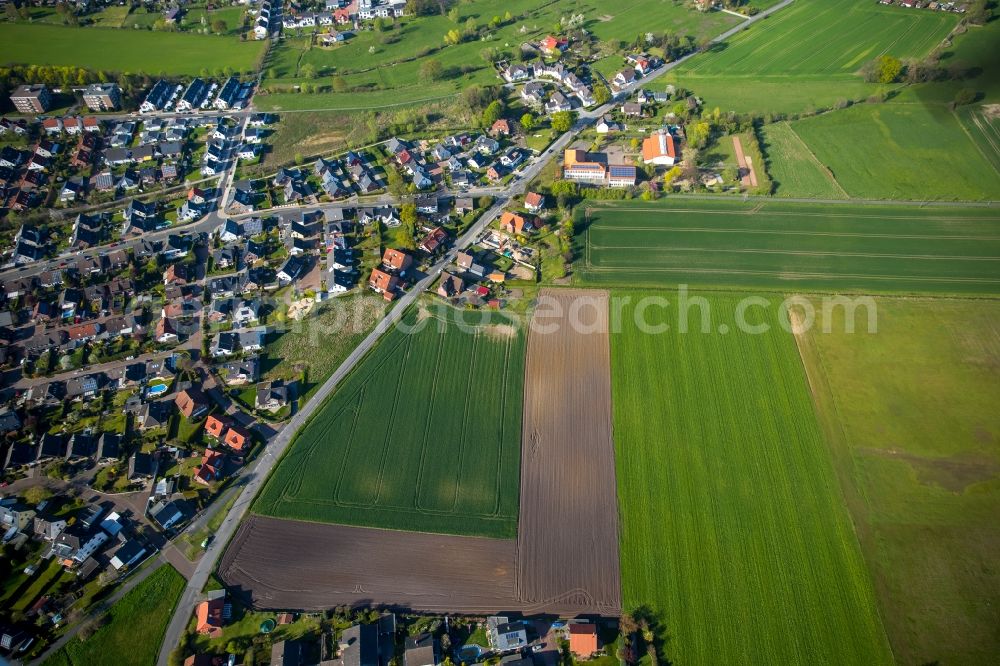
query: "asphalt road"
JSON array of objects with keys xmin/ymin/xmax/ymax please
[{"xmin": 5, "ymin": 4, "xmax": 808, "ymax": 663}]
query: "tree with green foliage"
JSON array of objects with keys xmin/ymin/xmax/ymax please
[
  {"xmin": 419, "ymin": 59, "xmax": 443, "ymax": 82},
  {"xmin": 551, "ymin": 110, "xmax": 576, "ymax": 133},
  {"xmin": 463, "ymin": 18, "xmax": 477, "ymax": 39},
  {"xmin": 592, "ymin": 83, "xmax": 611, "ymax": 105},
  {"xmin": 23, "ymin": 486, "xmax": 52, "ymax": 506},
  {"xmin": 444, "ymin": 29, "xmax": 461, "ymax": 45},
  {"xmin": 482, "ymin": 100, "xmax": 504, "ymax": 127},
  {"xmin": 386, "ymin": 166, "xmax": 406, "ymax": 197},
  {"xmin": 300, "ymin": 63, "xmax": 318, "ymax": 79},
  {"xmin": 399, "ymin": 203, "xmax": 418, "ymax": 250},
  {"xmin": 863, "ymin": 55, "xmax": 903, "ymax": 84},
  {"xmin": 520, "ymin": 113, "xmax": 536, "ymax": 131},
  {"xmin": 448, "ymin": 7, "xmax": 460, "ymax": 23},
  {"xmin": 211, "ymin": 20, "xmax": 228, "ymax": 34}
]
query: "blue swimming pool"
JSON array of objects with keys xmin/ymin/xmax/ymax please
[{"xmin": 147, "ymin": 383, "xmax": 168, "ymax": 396}]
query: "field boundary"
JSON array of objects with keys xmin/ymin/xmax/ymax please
[{"xmin": 780, "ymin": 122, "xmax": 851, "ymax": 197}]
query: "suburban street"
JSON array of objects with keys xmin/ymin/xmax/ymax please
[
  {"xmin": 150, "ymin": 4, "xmax": 801, "ymax": 664},
  {"xmin": 0, "ymin": 3, "xmax": 803, "ymax": 663}
]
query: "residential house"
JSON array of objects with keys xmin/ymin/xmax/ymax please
[
  {"xmin": 53, "ymin": 526, "xmax": 108, "ymax": 566},
  {"xmin": 437, "ymin": 272, "xmax": 464, "ymax": 298},
  {"xmin": 568, "ymin": 623, "xmax": 599, "ymax": 658},
  {"xmin": 369, "ymin": 268, "xmax": 398, "ymax": 297},
  {"xmin": 382, "ymin": 248, "xmax": 412, "ymax": 272},
  {"xmin": 150, "ymin": 499, "xmax": 187, "ymax": 530},
  {"xmin": 500, "ymin": 211, "xmax": 535, "ymax": 235},
  {"xmin": 456, "ymin": 251, "xmax": 487, "ymax": 278},
  {"xmin": 195, "ymin": 596, "xmax": 227, "ymax": 637},
  {"xmin": 524, "ymin": 192, "xmax": 545, "ymax": 213},
  {"xmin": 404, "ymin": 634, "xmax": 439, "ymax": 666},
  {"xmin": 487, "ymin": 617, "xmax": 527, "ymax": 652},
  {"xmin": 128, "ymin": 451, "xmax": 156, "ymax": 480},
  {"xmin": 223, "ymin": 425, "xmax": 251, "ymax": 454},
  {"xmin": 221, "ymin": 356, "xmax": 260, "ymax": 385},
  {"xmin": 419, "ymin": 227, "xmax": 448, "ymax": 254},
  {"xmin": 277, "ymin": 255, "xmax": 306, "ymax": 285},
  {"xmin": 255, "ymin": 381, "xmax": 289, "ymax": 412},
  {"xmin": 175, "ymin": 388, "xmax": 209, "ymax": 420}
]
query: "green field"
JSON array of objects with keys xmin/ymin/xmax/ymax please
[
  {"xmin": 254, "ymin": 304, "xmax": 525, "ymax": 538},
  {"xmin": 798, "ymin": 298, "xmax": 1000, "ymax": 664},
  {"xmin": 957, "ymin": 105, "xmax": 1000, "ymax": 176},
  {"xmin": 610, "ymin": 292, "xmax": 892, "ymax": 665},
  {"xmin": 788, "ymin": 102, "xmax": 1000, "ymax": 200},
  {"xmin": 684, "ymin": 0, "xmax": 955, "ymax": 77},
  {"xmin": 663, "ymin": 0, "xmax": 956, "ymax": 115},
  {"xmin": 760, "ymin": 121, "xmax": 849, "ymax": 198},
  {"xmin": 0, "ymin": 23, "xmax": 263, "ymax": 75},
  {"xmin": 574, "ymin": 199, "xmax": 1000, "ymax": 294},
  {"xmin": 42, "ymin": 564, "xmax": 185, "ymax": 666}
]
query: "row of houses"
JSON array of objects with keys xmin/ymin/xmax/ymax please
[
  {"xmin": 507, "ymin": 59, "xmax": 596, "ymax": 109},
  {"xmin": 140, "ymin": 77, "xmax": 253, "ymax": 114},
  {"xmin": 252, "ymin": 0, "xmax": 280, "ymax": 39}
]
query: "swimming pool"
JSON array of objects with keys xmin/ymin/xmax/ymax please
[{"xmin": 147, "ymin": 383, "xmax": 168, "ymax": 396}]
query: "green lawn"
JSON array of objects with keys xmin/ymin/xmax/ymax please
[
  {"xmin": 789, "ymin": 102, "xmax": 1000, "ymax": 200},
  {"xmin": 0, "ymin": 23, "xmax": 263, "ymax": 75},
  {"xmin": 254, "ymin": 304, "xmax": 525, "ymax": 538},
  {"xmin": 42, "ymin": 564, "xmax": 185, "ymax": 666},
  {"xmin": 799, "ymin": 298, "xmax": 1000, "ymax": 665},
  {"xmin": 610, "ymin": 292, "xmax": 892, "ymax": 665},
  {"xmin": 574, "ymin": 199, "xmax": 1000, "ymax": 294},
  {"xmin": 760, "ymin": 121, "xmax": 849, "ymax": 198},
  {"xmin": 12, "ymin": 557, "xmax": 68, "ymax": 612}
]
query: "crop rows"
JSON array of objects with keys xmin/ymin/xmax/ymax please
[
  {"xmin": 254, "ymin": 305, "xmax": 525, "ymax": 539},
  {"xmin": 610, "ymin": 292, "xmax": 892, "ymax": 665},
  {"xmin": 576, "ymin": 200, "xmax": 1000, "ymax": 294},
  {"xmin": 681, "ymin": 0, "xmax": 955, "ymax": 77}
]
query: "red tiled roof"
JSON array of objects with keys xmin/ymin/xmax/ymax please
[{"xmin": 569, "ymin": 623, "xmax": 598, "ymax": 657}]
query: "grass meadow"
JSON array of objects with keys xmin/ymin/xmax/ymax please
[
  {"xmin": 263, "ymin": 293, "xmax": 387, "ymax": 404},
  {"xmin": 610, "ymin": 292, "xmax": 892, "ymax": 665},
  {"xmin": 0, "ymin": 23, "xmax": 263, "ymax": 75},
  {"xmin": 42, "ymin": 565, "xmax": 185, "ymax": 666},
  {"xmin": 787, "ymin": 102, "xmax": 1000, "ymax": 200},
  {"xmin": 574, "ymin": 199, "xmax": 1000, "ymax": 294},
  {"xmin": 254, "ymin": 304, "xmax": 525, "ymax": 538},
  {"xmin": 759, "ymin": 121, "xmax": 849, "ymax": 198},
  {"xmin": 798, "ymin": 298, "xmax": 1000, "ymax": 664}
]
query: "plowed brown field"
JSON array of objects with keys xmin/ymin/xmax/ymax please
[
  {"xmin": 219, "ymin": 516, "xmax": 519, "ymax": 613},
  {"xmin": 515, "ymin": 289, "xmax": 621, "ymax": 614}
]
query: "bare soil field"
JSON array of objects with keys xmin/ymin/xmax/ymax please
[
  {"xmin": 219, "ymin": 516, "xmax": 520, "ymax": 613},
  {"xmin": 515, "ymin": 289, "xmax": 622, "ymax": 615}
]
